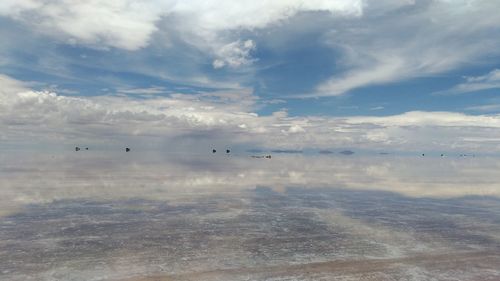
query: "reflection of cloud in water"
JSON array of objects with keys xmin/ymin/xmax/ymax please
[
  {"xmin": 1, "ymin": 151, "xmax": 500, "ymax": 212},
  {"xmin": 0, "ymin": 151, "xmax": 500, "ymax": 280}
]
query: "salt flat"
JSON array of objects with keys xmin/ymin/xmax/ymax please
[{"xmin": 1, "ymin": 151, "xmax": 499, "ymax": 280}]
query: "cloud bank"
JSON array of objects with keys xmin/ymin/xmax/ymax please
[{"xmin": 2, "ymin": 75, "xmax": 500, "ymax": 152}]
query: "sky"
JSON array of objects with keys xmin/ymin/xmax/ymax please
[{"xmin": 1, "ymin": 0, "xmax": 500, "ymax": 152}]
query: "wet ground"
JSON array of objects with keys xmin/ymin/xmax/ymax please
[{"xmin": 0, "ymin": 151, "xmax": 499, "ymax": 280}]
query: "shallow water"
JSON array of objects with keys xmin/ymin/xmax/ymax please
[{"xmin": 1, "ymin": 151, "xmax": 499, "ymax": 280}]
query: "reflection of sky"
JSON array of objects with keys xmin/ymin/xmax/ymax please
[
  {"xmin": 1, "ymin": 152, "xmax": 499, "ymax": 280},
  {"xmin": 1, "ymin": 151, "xmax": 500, "ymax": 213}
]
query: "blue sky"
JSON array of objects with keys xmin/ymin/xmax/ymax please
[{"xmin": 1, "ymin": 0, "xmax": 500, "ymax": 152}]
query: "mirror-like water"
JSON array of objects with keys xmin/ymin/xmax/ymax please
[{"xmin": 1, "ymin": 151, "xmax": 499, "ymax": 280}]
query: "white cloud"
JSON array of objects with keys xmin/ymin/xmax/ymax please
[
  {"xmin": 212, "ymin": 60, "xmax": 226, "ymax": 69},
  {"xmin": 0, "ymin": 0, "xmax": 40, "ymax": 16},
  {"xmin": 0, "ymin": 0, "xmax": 163, "ymax": 50},
  {"xmin": 0, "ymin": 74, "xmax": 30, "ymax": 94},
  {"xmin": 466, "ymin": 104, "xmax": 500, "ymax": 112},
  {"xmin": 308, "ymin": 0, "xmax": 500, "ymax": 97},
  {"xmin": 212, "ymin": 40, "xmax": 256, "ymax": 69},
  {"xmin": 169, "ymin": 0, "xmax": 362, "ymax": 32},
  {"xmin": 2, "ymin": 0, "xmax": 498, "ymax": 90},
  {"xmin": 0, "ymin": 0, "xmax": 361, "ymax": 55},
  {"xmin": 465, "ymin": 69, "xmax": 500, "ymax": 84},
  {"xmin": 345, "ymin": 111, "xmax": 500, "ymax": 128},
  {"xmin": 439, "ymin": 69, "xmax": 500, "ymax": 95},
  {"xmin": 0, "ymin": 0, "xmax": 366, "ymax": 83},
  {"xmin": 117, "ymin": 86, "xmax": 168, "ymax": 95},
  {"xmin": 3, "ymin": 75, "xmax": 500, "ymax": 152},
  {"xmin": 285, "ymin": 124, "xmax": 306, "ymax": 134},
  {"xmin": 314, "ymin": 55, "xmax": 404, "ymax": 96}
]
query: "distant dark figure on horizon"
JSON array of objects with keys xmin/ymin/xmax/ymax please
[
  {"xmin": 251, "ymin": 155, "xmax": 272, "ymax": 159},
  {"xmin": 226, "ymin": 149, "xmax": 230, "ymax": 154},
  {"xmin": 212, "ymin": 149, "xmax": 216, "ymax": 153},
  {"xmin": 85, "ymin": 148, "xmax": 89, "ymax": 150},
  {"xmin": 125, "ymin": 148, "xmax": 130, "ymax": 152},
  {"xmin": 422, "ymin": 153, "xmax": 425, "ymax": 156},
  {"xmin": 75, "ymin": 147, "xmax": 80, "ymax": 151}
]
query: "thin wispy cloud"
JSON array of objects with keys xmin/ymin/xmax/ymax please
[
  {"xmin": 308, "ymin": 1, "xmax": 500, "ymax": 97},
  {"xmin": 117, "ymin": 86, "xmax": 169, "ymax": 95},
  {"xmin": 438, "ymin": 69, "xmax": 500, "ymax": 95},
  {"xmin": 466, "ymin": 104, "xmax": 500, "ymax": 112}
]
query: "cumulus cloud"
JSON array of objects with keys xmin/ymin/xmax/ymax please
[
  {"xmin": 3, "ymin": 75, "xmax": 500, "ymax": 152},
  {"xmin": 438, "ymin": 69, "xmax": 500, "ymax": 95},
  {"xmin": 212, "ymin": 40, "xmax": 256, "ymax": 69}
]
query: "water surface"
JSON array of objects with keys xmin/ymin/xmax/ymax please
[{"xmin": 1, "ymin": 151, "xmax": 499, "ymax": 280}]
